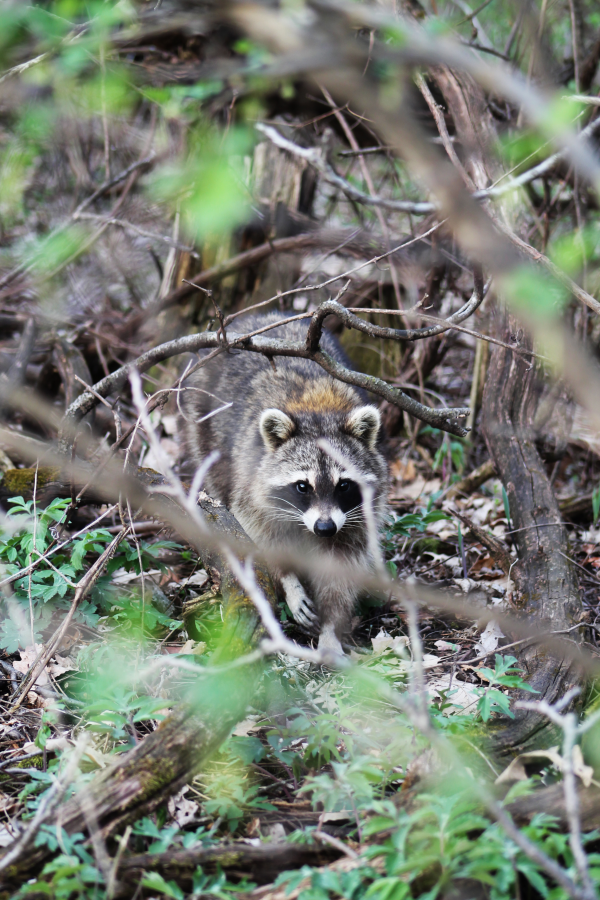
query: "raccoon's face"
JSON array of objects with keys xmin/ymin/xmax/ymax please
[{"xmin": 258, "ymin": 405, "xmax": 383, "ymax": 540}]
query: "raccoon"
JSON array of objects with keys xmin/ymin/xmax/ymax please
[{"xmin": 181, "ymin": 313, "xmax": 389, "ymax": 655}]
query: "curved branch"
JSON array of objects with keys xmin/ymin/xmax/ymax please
[
  {"xmin": 306, "ymin": 267, "xmax": 485, "ymax": 350},
  {"xmin": 307, "ymin": 0, "xmax": 600, "ymax": 188},
  {"xmin": 256, "ymin": 123, "xmax": 437, "ymax": 215},
  {"xmin": 58, "ymin": 321, "xmax": 470, "ymax": 455},
  {"xmin": 313, "ymin": 349, "xmax": 469, "ymax": 432}
]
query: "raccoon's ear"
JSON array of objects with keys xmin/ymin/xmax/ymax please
[
  {"xmin": 345, "ymin": 406, "xmax": 381, "ymax": 450},
  {"xmin": 259, "ymin": 408, "xmax": 296, "ymax": 451}
]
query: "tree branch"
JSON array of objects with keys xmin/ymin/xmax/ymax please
[{"xmin": 58, "ymin": 318, "xmax": 471, "ymax": 457}]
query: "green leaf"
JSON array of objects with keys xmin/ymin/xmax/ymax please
[
  {"xmin": 35, "ymin": 723, "xmax": 52, "ymax": 750},
  {"xmin": 141, "ymin": 871, "xmax": 185, "ymax": 900},
  {"xmin": 227, "ymin": 735, "xmax": 266, "ymax": 765},
  {"xmin": 501, "ymin": 486, "xmax": 511, "ymax": 527},
  {"xmin": 364, "ymin": 877, "xmax": 410, "ymax": 900},
  {"xmin": 503, "ymin": 265, "xmax": 568, "ymax": 321},
  {"xmin": 593, "ymin": 486, "xmax": 600, "ymax": 524},
  {"xmin": 19, "ymin": 225, "xmax": 86, "ymax": 277}
]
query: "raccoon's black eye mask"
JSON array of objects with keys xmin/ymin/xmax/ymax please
[{"xmin": 335, "ymin": 479, "xmax": 361, "ymax": 513}]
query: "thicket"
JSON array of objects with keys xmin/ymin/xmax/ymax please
[{"xmin": 1, "ymin": 2, "xmax": 600, "ymax": 900}]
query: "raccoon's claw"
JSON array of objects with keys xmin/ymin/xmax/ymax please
[
  {"xmin": 281, "ymin": 574, "xmax": 319, "ymax": 631},
  {"xmin": 293, "ymin": 597, "xmax": 319, "ymax": 630}
]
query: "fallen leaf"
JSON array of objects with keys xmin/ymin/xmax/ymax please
[
  {"xmin": 496, "ymin": 747, "xmax": 564, "ymax": 784},
  {"xmin": 474, "ymin": 620, "xmax": 505, "ymax": 655},
  {"xmin": 390, "ymin": 476, "xmax": 441, "ymax": 501},
  {"xmin": 390, "ymin": 458, "xmax": 416, "ymax": 483},
  {"xmin": 427, "ymin": 676, "xmax": 479, "ymax": 714},
  {"xmin": 168, "ymin": 788, "xmax": 199, "ymax": 827},
  {"xmin": 371, "ymin": 629, "xmax": 410, "ymax": 654},
  {"xmin": 0, "ymin": 823, "xmax": 20, "ymax": 848},
  {"xmin": 13, "ymin": 645, "xmax": 49, "ymax": 686},
  {"xmin": 179, "ymin": 570, "xmax": 209, "ymax": 590},
  {"xmin": 434, "ymin": 640, "xmax": 460, "ymax": 652},
  {"xmin": 573, "ymin": 745, "xmax": 594, "ymax": 788}
]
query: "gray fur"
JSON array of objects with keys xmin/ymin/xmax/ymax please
[{"xmin": 181, "ymin": 313, "xmax": 389, "ymax": 655}]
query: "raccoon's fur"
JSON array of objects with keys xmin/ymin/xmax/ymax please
[{"xmin": 182, "ymin": 313, "xmax": 389, "ymax": 655}]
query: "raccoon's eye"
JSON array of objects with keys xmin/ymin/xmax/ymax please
[
  {"xmin": 295, "ymin": 481, "xmax": 309, "ymax": 494},
  {"xmin": 338, "ymin": 479, "xmax": 351, "ymax": 492}
]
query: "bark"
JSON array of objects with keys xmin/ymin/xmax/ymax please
[
  {"xmin": 445, "ymin": 458, "xmax": 497, "ymax": 499},
  {"xmin": 482, "ymin": 311, "xmax": 583, "ymax": 753},
  {"xmin": 507, "ymin": 783, "xmax": 600, "ymax": 832},
  {"xmin": 429, "ymin": 64, "xmax": 585, "ymax": 753},
  {"xmin": 0, "ymin": 674, "xmax": 262, "ymax": 888},
  {"xmin": 113, "ymin": 841, "xmax": 343, "ymax": 894},
  {"xmin": 51, "ymin": 337, "xmax": 94, "ymax": 410}
]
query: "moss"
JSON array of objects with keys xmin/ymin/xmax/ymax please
[
  {"xmin": 1, "ymin": 467, "xmax": 61, "ymax": 500},
  {"xmin": 412, "ymin": 536, "xmax": 455, "ymax": 556},
  {"xmin": 140, "ymin": 757, "xmax": 178, "ymax": 797}
]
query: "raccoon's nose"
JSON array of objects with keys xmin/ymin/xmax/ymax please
[{"xmin": 314, "ymin": 518, "xmax": 337, "ymax": 537}]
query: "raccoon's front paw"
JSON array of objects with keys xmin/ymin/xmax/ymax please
[
  {"xmin": 318, "ymin": 623, "xmax": 344, "ymax": 659},
  {"xmin": 281, "ymin": 574, "xmax": 318, "ymax": 631}
]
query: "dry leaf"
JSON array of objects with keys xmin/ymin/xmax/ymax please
[
  {"xmin": 390, "ymin": 476, "xmax": 441, "ymax": 501},
  {"xmin": 427, "ymin": 675, "xmax": 479, "ymax": 714},
  {"xmin": 13, "ymin": 645, "xmax": 49, "ymax": 686},
  {"xmin": 168, "ymin": 788, "xmax": 199, "ymax": 827},
  {"xmin": 474, "ymin": 620, "xmax": 505, "ymax": 655},
  {"xmin": 390, "ymin": 458, "xmax": 416, "ymax": 483},
  {"xmin": 371, "ymin": 629, "xmax": 410, "ymax": 655}
]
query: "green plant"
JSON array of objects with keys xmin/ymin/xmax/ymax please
[
  {"xmin": 593, "ymin": 484, "xmax": 600, "ymax": 524},
  {"xmin": 277, "ymin": 789, "xmax": 600, "ymax": 900},
  {"xmin": 201, "ymin": 767, "xmax": 276, "ymax": 832},
  {"xmin": 0, "ymin": 494, "xmax": 182, "ymax": 650},
  {"xmin": 473, "ymin": 654, "xmax": 537, "ymax": 722},
  {"xmin": 382, "ymin": 509, "xmax": 450, "ymax": 556},
  {"xmin": 300, "ymin": 758, "xmax": 384, "ymax": 813},
  {"xmin": 14, "ymin": 853, "xmax": 103, "ymax": 899}
]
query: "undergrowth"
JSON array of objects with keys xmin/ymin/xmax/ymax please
[{"xmin": 2, "ymin": 503, "xmax": 600, "ymax": 900}]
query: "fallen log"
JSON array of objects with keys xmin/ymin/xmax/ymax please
[
  {"xmin": 508, "ymin": 783, "xmax": 600, "ymax": 833},
  {"xmin": 445, "ymin": 458, "xmax": 497, "ymax": 499},
  {"xmin": 113, "ymin": 840, "xmax": 343, "ymax": 894}
]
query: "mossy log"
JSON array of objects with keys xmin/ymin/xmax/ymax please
[{"xmin": 113, "ymin": 841, "xmax": 342, "ymax": 894}]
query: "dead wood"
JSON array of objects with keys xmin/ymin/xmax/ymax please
[
  {"xmin": 113, "ymin": 840, "xmax": 343, "ymax": 893},
  {"xmin": 51, "ymin": 337, "xmax": 95, "ymax": 410},
  {"xmin": 127, "ymin": 227, "xmax": 435, "ymax": 331},
  {"xmin": 451, "ymin": 509, "xmax": 511, "ymax": 575},
  {"xmin": 0, "ymin": 676, "xmax": 262, "ymax": 888},
  {"xmin": 507, "ymin": 783, "xmax": 600, "ymax": 833},
  {"xmin": 445, "ymin": 458, "xmax": 497, "ymax": 499},
  {"xmin": 559, "ymin": 492, "xmax": 595, "ymax": 521},
  {"xmin": 6, "ymin": 318, "xmax": 36, "ymax": 388},
  {"xmin": 424, "ymin": 56, "xmax": 585, "ymax": 754},
  {"xmin": 482, "ymin": 312, "xmax": 583, "ymax": 754}
]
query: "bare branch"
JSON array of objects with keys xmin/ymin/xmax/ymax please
[
  {"xmin": 257, "ymin": 109, "xmax": 600, "ymax": 213},
  {"xmin": 58, "ymin": 317, "xmax": 471, "ymax": 457},
  {"xmin": 305, "ymin": 268, "xmax": 486, "ymax": 347}
]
